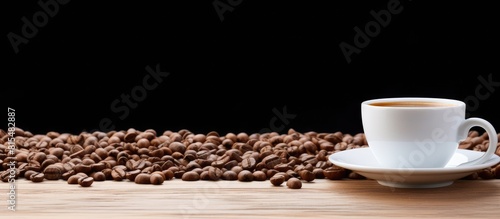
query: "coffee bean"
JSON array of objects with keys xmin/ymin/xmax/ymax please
[
  {"xmin": 67, "ymin": 174, "xmax": 82, "ymax": 184},
  {"xmin": 324, "ymin": 166, "xmax": 346, "ymax": 180},
  {"xmin": 312, "ymin": 168, "xmax": 325, "ymax": 179},
  {"xmin": 43, "ymin": 164, "xmax": 63, "ymax": 180},
  {"xmin": 101, "ymin": 168, "xmax": 113, "ymax": 180},
  {"xmin": 238, "ymin": 170, "xmax": 254, "ymax": 182},
  {"xmin": 299, "ymin": 170, "xmax": 315, "ymax": 182},
  {"xmin": 90, "ymin": 172, "xmax": 106, "ymax": 181},
  {"xmin": 150, "ymin": 173, "xmax": 164, "ymax": 185},
  {"xmin": 126, "ymin": 169, "xmax": 141, "ymax": 181},
  {"xmin": 207, "ymin": 166, "xmax": 223, "ymax": 181},
  {"xmin": 62, "ymin": 170, "xmax": 75, "ymax": 180},
  {"xmin": 31, "ymin": 172, "xmax": 45, "ymax": 183},
  {"xmin": 286, "ymin": 178, "xmax": 302, "ymax": 189},
  {"xmin": 262, "ymin": 154, "xmax": 281, "ymax": 169},
  {"xmin": 111, "ymin": 167, "xmax": 126, "ymax": 181},
  {"xmin": 222, "ymin": 170, "xmax": 238, "ymax": 181},
  {"xmin": 1, "ymin": 171, "xmax": 12, "ymax": 182},
  {"xmin": 270, "ymin": 174, "xmax": 285, "ymax": 186},
  {"xmin": 200, "ymin": 171, "xmax": 210, "ymax": 180},
  {"xmin": 91, "ymin": 162, "xmax": 106, "ymax": 172},
  {"xmin": 74, "ymin": 163, "xmax": 92, "ymax": 174},
  {"xmin": 78, "ymin": 176, "xmax": 94, "ymax": 187},
  {"xmin": 181, "ymin": 171, "xmax": 200, "ymax": 181},
  {"xmin": 135, "ymin": 173, "xmax": 151, "ymax": 184},
  {"xmin": 24, "ymin": 170, "xmax": 37, "ymax": 180},
  {"xmin": 348, "ymin": 171, "xmax": 366, "ymax": 180},
  {"xmin": 241, "ymin": 157, "xmax": 257, "ymax": 171},
  {"xmin": 230, "ymin": 166, "xmax": 243, "ymax": 175},
  {"xmin": 158, "ymin": 169, "xmax": 172, "ymax": 180},
  {"xmin": 252, "ymin": 170, "xmax": 267, "ymax": 181}
]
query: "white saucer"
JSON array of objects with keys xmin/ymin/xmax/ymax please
[{"xmin": 328, "ymin": 148, "xmax": 500, "ymax": 188}]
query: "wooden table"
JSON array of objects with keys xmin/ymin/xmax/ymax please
[{"xmin": 2, "ymin": 178, "xmax": 499, "ymax": 218}]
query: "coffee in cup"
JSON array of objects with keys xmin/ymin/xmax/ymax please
[{"xmin": 361, "ymin": 97, "xmax": 498, "ymax": 168}]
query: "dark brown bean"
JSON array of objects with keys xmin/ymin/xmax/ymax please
[
  {"xmin": 270, "ymin": 174, "xmax": 285, "ymax": 186},
  {"xmin": 67, "ymin": 174, "xmax": 82, "ymax": 184},
  {"xmin": 90, "ymin": 172, "xmax": 106, "ymax": 181},
  {"xmin": 237, "ymin": 170, "xmax": 254, "ymax": 182},
  {"xmin": 252, "ymin": 170, "xmax": 267, "ymax": 181},
  {"xmin": 286, "ymin": 177, "xmax": 302, "ymax": 189},
  {"xmin": 43, "ymin": 164, "xmax": 62, "ymax": 180},
  {"xmin": 181, "ymin": 171, "xmax": 200, "ymax": 181},
  {"xmin": 134, "ymin": 173, "xmax": 151, "ymax": 184},
  {"xmin": 222, "ymin": 170, "xmax": 238, "ymax": 181},
  {"xmin": 78, "ymin": 176, "xmax": 94, "ymax": 187},
  {"xmin": 150, "ymin": 173, "xmax": 165, "ymax": 185},
  {"xmin": 299, "ymin": 170, "xmax": 315, "ymax": 182},
  {"xmin": 207, "ymin": 166, "xmax": 222, "ymax": 181},
  {"xmin": 241, "ymin": 157, "xmax": 256, "ymax": 171},
  {"xmin": 111, "ymin": 167, "xmax": 126, "ymax": 181},
  {"xmin": 24, "ymin": 170, "xmax": 37, "ymax": 180},
  {"xmin": 31, "ymin": 173, "xmax": 44, "ymax": 183},
  {"xmin": 324, "ymin": 166, "xmax": 346, "ymax": 180}
]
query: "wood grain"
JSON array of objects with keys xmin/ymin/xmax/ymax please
[{"xmin": 2, "ymin": 178, "xmax": 500, "ymax": 218}]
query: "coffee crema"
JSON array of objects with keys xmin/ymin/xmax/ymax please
[{"xmin": 369, "ymin": 101, "xmax": 455, "ymax": 107}]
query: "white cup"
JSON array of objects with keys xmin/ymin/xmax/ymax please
[{"xmin": 361, "ymin": 97, "xmax": 498, "ymax": 168}]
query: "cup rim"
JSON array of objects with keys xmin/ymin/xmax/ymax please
[{"xmin": 362, "ymin": 97, "xmax": 464, "ymax": 108}]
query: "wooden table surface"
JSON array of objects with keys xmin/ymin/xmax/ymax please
[{"xmin": 2, "ymin": 178, "xmax": 499, "ymax": 219}]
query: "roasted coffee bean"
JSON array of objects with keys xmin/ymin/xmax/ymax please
[
  {"xmin": 312, "ymin": 168, "xmax": 325, "ymax": 179},
  {"xmin": 162, "ymin": 170, "xmax": 175, "ymax": 180},
  {"xmin": 222, "ymin": 170, "xmax": 238, "ymax": 181},
  {"xmin": 286, "ymin": 177, "xmax": 302, "ymax": 189},
  {"xmin": 238, "ymin": 170, "xmax": 254, "ymax": 182},
  {"xmin": 262, "ymin": 154, "xmax": 281, "ymax": 169},
  {"xmin": 207, "ymin": 166, "xmax": 222, "ymax": 181},
  {"xmin": 67, "ymin": 175, "xmax": 82, "ymax": 185},
  {"xmin": 230, "ymin": 166, "xmax": 243, "ymax": 175},
  {"xmin": 270, "ymin": 174, "xmax": 285, "ymax": 186},
  {"xmin": 43, "ymin": 164, "xmax": 63, "ymax": 180},
  {"xmin": 90, "ymin": 172, "xmax": 106, "ymax": 181},
  {"xmin": 299, "ymin": 170, "xmax": 315, "ymax": 182},
  {"xmin": 102, "ymin": 168, "xmax": 113, "ymax": 180},
  {"xmin": 78, "ymin": 176, "xmax": 94, "ymax": 187},
  {"xmin": 200, "ymin": 171, "xmax": 210, "ymax": 180},
  {"xmin": 241, "ymin": 157, "xmax": 256, "ymax": 171},
  {"xmin": 151, "ymin": 171, "xmax": 166, "ymax": 181},
  {"xmin": 348, "ymin": 171, "xmax": 366, "ymax": 180},
  {"xmin": 134, "ymin": 173, "xmax": 151, "ymax": 184},
  {"xmin": 126, "ymin": 169, "xmax": 141, "ymax": 181},
  {"xmin": 74, "ymin": 163, "xmax": 92, "ymax": 174},
  {"xmin": 62, "ymin": 170, "xmax": 75, "ymax": 180},
  {"xmin": 24, "ymin": 170, "xmax": 37, "ymax": 180},
  {"xmin": 252, "ymin": 170, "xmax": 267, "ymax": 181},
  {"xmin": 324, "ymin": 166, "xmax": 346, "ymax": 180},
  {"xmin": 31, "ymin": 172, "xmax": 44, "ymax": 183},
  {"xmin": 111, "ymin": 167, "xmax": 126, "ymax": 181},
  {"xmin": 274, "ymin": 172, "xmax": 290, "ymax": 181},
  {"xmin": 150, "ymin": 173, "xmax": 164, "ymax": 185},
  {"xmin": 181, "ymin": 171, "xmax": 200, "ymax": 181},
  {"xmin": 1, "ymin": 171, "xmax": 12, "ymax": 182}
]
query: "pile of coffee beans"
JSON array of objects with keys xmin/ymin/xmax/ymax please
[{"xmin": 1, "ymin": 128, "xmax": 499, "ymax": 189}]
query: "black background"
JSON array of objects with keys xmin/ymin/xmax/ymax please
[{"xmin": 2, "ymin": 1, "xmax": 499, "ymax": 136}]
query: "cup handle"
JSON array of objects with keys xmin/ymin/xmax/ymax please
[{"xmin": 456, "ymin": 118, "xmax": 498, "ymax": 167}]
